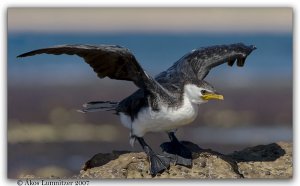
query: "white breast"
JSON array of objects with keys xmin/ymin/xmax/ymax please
[{"xmin": 119, "ymin": 94, "xmax": 199, "ymax": 137}]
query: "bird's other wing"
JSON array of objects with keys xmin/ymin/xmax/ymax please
[
  {"xmin": 17, "ymin": 44, "xmax": 156, "ymax": 90},
  {"xmin": 156, "ymin": 43, "xmax": 256, "ymax": 83}
]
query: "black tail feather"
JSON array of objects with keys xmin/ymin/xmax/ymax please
[{"xmin": 78, "ymin": 101, "xmax": 119, "ymax": 113}]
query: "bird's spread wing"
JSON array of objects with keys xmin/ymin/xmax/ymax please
[
  {"xmin": 17, "ymin": 44, "xmax": 155, "ymax": 90},
  {"xmin": 156, "ymin": 43, "xmax": 256, "ymax": 84}
]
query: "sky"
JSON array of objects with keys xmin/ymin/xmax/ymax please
[{"xmin": 8, "ymin": 8, "xmax": 292, "ymax": 33}]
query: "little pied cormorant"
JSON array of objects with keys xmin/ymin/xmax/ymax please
[{"xmin": 18, "ymin": 43, "xmax": 256, "ymax": 176}]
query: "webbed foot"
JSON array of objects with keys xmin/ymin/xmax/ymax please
[
  {"xmin": 148, "ymin": 153, "xmax": 171, "ymax": 175},
  {"xmin": 136, "ymin": 136, "xmax": 170, "ymax": 176},
  {"xmin": 160, "ymin": 132, "xmax": 193, "ymax": 167}
]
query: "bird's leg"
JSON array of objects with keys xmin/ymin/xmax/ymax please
[
  {"xmin": 136, "ymin": 137, "xmax": 170, "ymax": 176},
  {"xmin": 160, "ymin": 132, "xmax": 192, "ymax": 167}
]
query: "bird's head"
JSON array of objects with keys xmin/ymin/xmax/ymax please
[{"xmin": 184, "ymin": 81, "xmax": 224, "ymax": 104}]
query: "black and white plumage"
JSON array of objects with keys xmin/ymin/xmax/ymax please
[{"xmin": 18, "ymin": 43, "xmax": 256, "ymax": 175}]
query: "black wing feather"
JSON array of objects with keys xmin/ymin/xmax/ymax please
[
  {"xmin": 189, "ymin": 43, "xmax": 256, "ymax": 80},
  {"xmin": 18, "ymin": 44, "xmax": 154, "ymax": 89},
  {"xmin": 156, "ymin": 43, "xmax": 256, "ymax": 83}
]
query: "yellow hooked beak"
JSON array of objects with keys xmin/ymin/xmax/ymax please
[{"xmin": 201, "ymin": 93, "xmax": 224, "ymax": 101}]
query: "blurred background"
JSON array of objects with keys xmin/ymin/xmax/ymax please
[{"xmin": 7, "ymin": 8, "xmax": 292, "ymax": 178}]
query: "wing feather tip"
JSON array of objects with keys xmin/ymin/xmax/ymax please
[
  {"xmin": 227, "ymin": 61, "xmax": 234, "ymax": 66},
  {"xmin": 237, "ymin": 57, "xmax": 246, "ymax": 67},
  {"xmin": 17, "ymin": 53, "xmax": 27, "ymax": 58},
  {"xmin": 227, "ymin": 58, "xmax": 236, "ymax": 67}
]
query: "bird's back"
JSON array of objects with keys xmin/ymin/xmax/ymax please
[
  {"xmin": 116, "ymin": 79, "xmax": 183, "ymax": 120},
  {"xmin": 116, "ymin": 89, "xmax": 150, "ymax": 120}
]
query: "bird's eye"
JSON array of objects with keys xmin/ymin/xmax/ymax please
[{"xmin": 201, "ymin": 90, "xmax": 207, "ymax": 95}]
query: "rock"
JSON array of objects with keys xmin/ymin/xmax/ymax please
[
  {"xmin": 229, "ymin": 142, "xmax": 292, "ymax": 178},
  {"xmin": 78, "ymin": 141, "xmax": 292, "ymax": 179}
]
